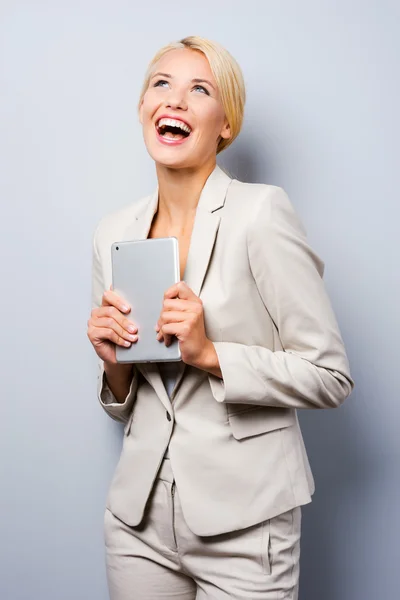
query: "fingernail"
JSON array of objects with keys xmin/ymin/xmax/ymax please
[
  {"xmin": 121, "ymin": 305, "xmax": 129, "ymax": 313},
  {"xmin": 128, "ymin": 334, "xmax": 138, "ymax": 342},
  {"xmin": 127, "ymin": 325, "xmax": 137, "ymax": 334},
  {"xmin": 123, "ymin": 340, "xmax": 131, "ymax": 347}
]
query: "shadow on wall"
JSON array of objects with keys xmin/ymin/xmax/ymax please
[
  {"xmin": 297, "ymin": 400, "xmax": 366, "ymax": 600},
  {"xmin": 221, "ymin": 145, "xmax": 366, "ymax": 600},
  {"xmin": 218, "ymin": 130, "xmax": 280, "ymax": 185}
]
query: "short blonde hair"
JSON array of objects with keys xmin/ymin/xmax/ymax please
[{"xmin": 138, "ymin": 36, "xmax": 246, "ymax": 154}]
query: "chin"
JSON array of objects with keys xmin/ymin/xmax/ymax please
[
  {"xmin": 147, "ymin": 147, "xmax": 196, "ymax": 169},
  {"xmin": 153, "ymin": 155, "xmax": 189, "ymax": 169}
]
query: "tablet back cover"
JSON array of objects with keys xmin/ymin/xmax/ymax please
[{"xmin": 112, "ymin": 237, "xmax": 181, "ymax": 363}]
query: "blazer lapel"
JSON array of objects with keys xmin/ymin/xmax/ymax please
[
  {"xmin": 184, "ymin": 164, "xmax": 232, "ymax": 294},
  {"xmin": 171, "ymin": 164, "xmax": 233, "ymax": 395}
]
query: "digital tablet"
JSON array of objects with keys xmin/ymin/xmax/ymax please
[{"xmin": 111, "ymin": 237, "xmax": 182, "ymax": 363}]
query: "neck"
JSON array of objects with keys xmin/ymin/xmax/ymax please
[{"xmin": 155, "ymin": 159, "xmax": 217, "ymax": 224}]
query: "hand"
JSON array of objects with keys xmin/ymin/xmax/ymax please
[
  {"xmin": 87, "ymin": 287, "xmax": 138, "ymax": 365},
  {"xmin": 156, "ymin": 281, "xmax": 219, "ymax": 372}
]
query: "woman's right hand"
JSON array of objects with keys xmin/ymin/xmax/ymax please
[{"xmin": 87, "ymin": 288, "xmax": 138, "ymax": 364}]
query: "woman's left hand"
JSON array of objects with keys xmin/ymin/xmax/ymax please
[{"xmin": 156, "ymin": 281, "xmax": 219, "ymax": 373}]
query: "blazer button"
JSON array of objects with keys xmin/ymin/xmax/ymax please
[{"xmin": 166, "ymin": 411, "xmax": 172, "ymax": 421}]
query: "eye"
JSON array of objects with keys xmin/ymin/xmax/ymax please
[
  {"xmin": 193, "ymin": 85, "xmax": 210, "ymax": 95},
  {"xmin": 153, "ymin": 79, "xmax": 169, "ymax": 88}
]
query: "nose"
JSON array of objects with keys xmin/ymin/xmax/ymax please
[{"xmin": 165, "ymin": 87, "xmax": 188, "ymax": 111}]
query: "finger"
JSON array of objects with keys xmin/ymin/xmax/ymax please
[
  {"xmin": 164, "ymin": 333, "xmax": 174, "ymax": 347},
  {"xmin": 92, "ymin": 327, "xmax": 135, "ymax": 348},
  {"xmin": 155, "ymin": 320, "xmax": 161, "ymax": 341},
  {"xmin": 159, "ymin": 311, "xmax": 187, "ymax": 325},
  {"xmin": 164, "ymin": 281, "xmax": 198, "ymax": 302},
  {"xmin": 155, "ymin": 317, "xmax": 174, "ymax": 346},
  {"xmin": 94, "ymin": 317, "xmax": 139, "ymax": 343},
  {"xmin": 162, "ymin": 298, "xmax": 199, "ymax": 312},
  {"xmin": 156, "ymin": 332, "xmax": 174, "ymax": 346},
  {"xmin": 157, "ymin": 327, "xmax": 174, "ymax": 347},
  {"xmin": 161, "ymin": 322, "xmax": 188, "ymax": 342},
  {"xmin": 94, "ymin": 306, "xmax": 138, "ymax": 334},
  {"xmin": 102, "ymin": 289, "xmax": 131, "ymax": 313}
]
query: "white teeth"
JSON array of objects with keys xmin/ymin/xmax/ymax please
[{"xmin": 157, "ymin": 118, "xmax": 192, "ymax": 134}]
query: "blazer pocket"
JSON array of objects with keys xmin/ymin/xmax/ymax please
[
  {"xmin": 228, "ymin": 406, "xmax": 295, "ymax": 440},
  {"xmin": 261, "ymin": 521, "xmax": 271, "ymax": 575}
]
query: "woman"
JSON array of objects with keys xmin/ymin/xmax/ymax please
[{"xmin": 87, "ymin": 36, "xmax": 353, "ymax": 600}]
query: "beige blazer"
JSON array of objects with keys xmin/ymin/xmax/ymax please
[{"xmin": 92, "ymin": 165, "xmax": 354, "ymax": 537}]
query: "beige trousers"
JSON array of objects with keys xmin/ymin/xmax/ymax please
[{"xmin": 104, "ymin": 458, "xmax": 301, "ymax": 600}]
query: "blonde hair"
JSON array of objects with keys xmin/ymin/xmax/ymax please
[{"xmin": 138, "ymin": 36, "xmax": 246, "ymax": 154}]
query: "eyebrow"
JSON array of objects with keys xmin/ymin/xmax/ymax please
[{"xmin": 150, "ymin": 72, "xmax": 215, "ymax": 90}]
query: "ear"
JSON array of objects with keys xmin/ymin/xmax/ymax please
[
  {"xmin": 139, "ymin": 99, "xmax": 144, "ymax": 124},
  {"xmin": 220, "ymin": 118, "xmax": 231, "ymax": 140}
]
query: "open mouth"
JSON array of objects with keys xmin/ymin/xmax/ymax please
[{"xmin": 155, "ymin": 117, "xmax": 192, "ymax": 142}]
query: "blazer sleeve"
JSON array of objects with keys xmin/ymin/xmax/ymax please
[
  {"xmin": 209, "ymin": 186, "xmax": 354, "ymax": 410},
  {"xmin": 91, "ymin": 223, "xmax": 139, "ymax": 423}
]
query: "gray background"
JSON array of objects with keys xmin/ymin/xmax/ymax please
[{"xmin": 1, "ymin": 1, "xmax": 398, "ymax": 599}]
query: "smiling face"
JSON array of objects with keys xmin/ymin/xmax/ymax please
[{"xmin": 139, "ymin": 48, "xmax": 231, "ymax": 170}]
